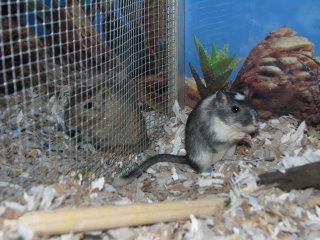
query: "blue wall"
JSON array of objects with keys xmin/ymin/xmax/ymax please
[{"xmin": 185, "ymin": 0, "xmax": 320, "ymax": 79}]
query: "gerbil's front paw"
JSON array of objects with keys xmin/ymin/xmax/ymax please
[{"xmin": 236, "ymin": 132, "xmax": 252, "ymax": 144}]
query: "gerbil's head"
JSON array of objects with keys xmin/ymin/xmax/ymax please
[{"xmin": 211, "ymin": 90, "xmax": 258, "ymax": 134}]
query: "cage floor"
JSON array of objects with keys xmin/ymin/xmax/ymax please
[{"xmin": 1, "ymin": 106, "xmax": 320, "ymax": 239}]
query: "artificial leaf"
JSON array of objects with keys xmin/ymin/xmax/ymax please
[{"xmin": 190, "ymin": 36, "xmax": 243, "ymax": 98}]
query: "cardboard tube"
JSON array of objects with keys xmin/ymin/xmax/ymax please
[{"xmin": 12, "ymin": 198, "xmax": 225, "ymax": 238}]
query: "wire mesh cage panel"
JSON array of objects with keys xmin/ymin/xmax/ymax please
[{"xmin": 0, "ymin": 0, "xmax": 177, "ymax": 195}]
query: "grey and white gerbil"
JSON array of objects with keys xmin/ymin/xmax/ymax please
[{"xmin": 112, "ymin": 91, "xmax": 258, "ymax": 187}]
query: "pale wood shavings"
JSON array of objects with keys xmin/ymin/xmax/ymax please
[{"xmin": 1, "ymin": 99, "xmax": 320, "ymax": 239}]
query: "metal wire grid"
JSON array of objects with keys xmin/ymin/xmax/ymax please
[{"xmin": 0, "ymin": 0, "xmax": 177, "ymax": 187}]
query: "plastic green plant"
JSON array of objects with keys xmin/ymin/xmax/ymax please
[{"xmin": 189, "ymin": 35, "xmax": 243, "ymax": 98}]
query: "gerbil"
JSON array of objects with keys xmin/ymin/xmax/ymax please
[
  {"xmin": 112, "ymin": 91, "xmax": 258, "ymax": 187},
  {"xmin": 65, "ymin": 78, "xmax": 148, "ymax": 153}
]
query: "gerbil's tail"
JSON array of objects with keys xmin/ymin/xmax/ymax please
[{"xmin": 112, "ymin": 154, "xmax": 187, "ymax": 187}]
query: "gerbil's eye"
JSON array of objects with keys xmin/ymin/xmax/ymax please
[{"xmin": 232, "ymin": 106, "xmax": 240, "ymax": 113}]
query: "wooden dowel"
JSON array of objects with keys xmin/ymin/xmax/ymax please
[{"xmin": 10, "ymin": 198, "xmax": 225, "ymax": 238}]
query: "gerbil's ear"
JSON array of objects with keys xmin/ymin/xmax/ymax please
[
  {"xmin": 216, "ymin": 91, "xmax": 228, "ymax": 106},
  {"xmin": 238, "ymin": 86, "xmax": 250, "ymax": 97}
]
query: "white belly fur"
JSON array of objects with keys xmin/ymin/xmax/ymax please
[{"xmin": 194, "ymin": 143, "xmax": 231, "ymax": 171}]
